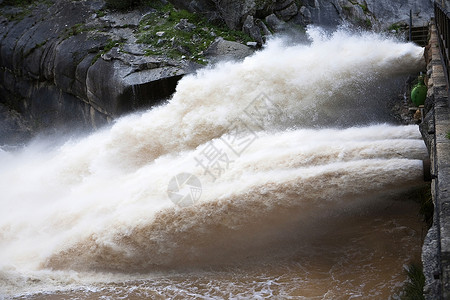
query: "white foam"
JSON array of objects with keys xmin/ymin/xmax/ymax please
[{"xmin": 0, "ymin": 27, "xmax": 426, "ymax": 296}]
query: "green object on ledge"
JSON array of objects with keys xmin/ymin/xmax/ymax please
[{"xmin": 411, "ymin": 75, "xmax": 427, "ymax": 106}]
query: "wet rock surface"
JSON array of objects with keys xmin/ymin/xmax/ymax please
[
  {"xmin": 0, "ymin": 0, "xmax": 434, "ymax": 138},
  {"xmin": 0, "ymin": 0, "xmax": 204, "ymax": 134},
  {"xmin": 0, "ymin": 102, "xmax": 31, "ymax": 146}
]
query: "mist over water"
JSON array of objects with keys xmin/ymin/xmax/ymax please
[{"xmin": 0, "ymin": 27, "xmax": 428, "ymax": 298}]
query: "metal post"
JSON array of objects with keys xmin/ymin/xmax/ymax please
[
  {"xmin": 409, "ymin": 9, "xmax": 413, "ymax": 41},
  {"xmin": 447, "ymin": 14, "xmax": 450, "ymax": 81}
]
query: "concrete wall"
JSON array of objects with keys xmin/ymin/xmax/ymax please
[{"xmin": 420, "ymin": 22, "xmax": 450, "ymax": 300}]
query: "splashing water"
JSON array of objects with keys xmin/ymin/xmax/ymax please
[{"xmin": 0, "ymin": 27, "xmax": 427, "ymax": 298}]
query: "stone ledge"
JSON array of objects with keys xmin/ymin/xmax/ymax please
[{"xmin": 422, "ymin": 22, "xmax": 450, "ymax": 300}]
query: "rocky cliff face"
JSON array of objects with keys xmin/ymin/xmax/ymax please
[
  {"xmin": 169, "ymin": 0, "xmax": 434, "ymax": 42},
  {"xmin": 0, "ymin": 0, "xmax": 204, "ymax": 135},
  {"xmin": 168, "ymin": 0, "xmax": 375, "ymax": 44},
  {"xmin": 367, "ymin": 0, "xmax": 433, "ymax": 25},
  {"xmin": 0, "ymin": 0, "xmax": 434, "ymax": 143}
]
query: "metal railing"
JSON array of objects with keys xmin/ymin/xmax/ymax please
[
  {"xmin": 434, "ymin": 1, "xmax": 450, "ymax": 87},
  {"xmin": 407, "ymin": 10, "xmax": 430, "ymax": 47},
  {"xmin": 408, "ymin": 25, "xmax": 429, "ymax": 47}
]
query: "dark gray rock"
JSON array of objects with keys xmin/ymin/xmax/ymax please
[
  {"xmin": 423, "ymin": 224, "xmax": 442, "ymax": 299},
  {"xmin": 420, "ymin": 107, "xmax": 435, "ymax": 152},
  {"xmin": 1, "ymin": 15, "xmax": 37, "ymax": 71},
  {"xmin": 0, "ymin": 0, "xmax": 436, "ymax": 137},
  {"xmin": 299, "ymin": 6, "xmax": 312, "ymax": 24},
  {"xmin": 0, "ymin": 5, "xmax": 24, "ymax": 17},
  {"xmin": 265, "ymin": 13, "xmax": 286, "ymax": 31},
  {"xmin": 85, "ymin": 49, "xmax": 192, "ymax": 117},
  {"xmin": 175, "ymin": 18, "xmax": 197, "ymax": 31},
  {"xmin": 420, "ymin": 23, "xmax": 450, "ymax": 300},
  {"xmin": 274, "ymin": 0, "xmax": 294, "ymax": 11},
  {"xmin": 53, "ymin": 33, "xmax": 107, "ymax": 97},
  {"xmin": 0, "ymin": 103, "xmax": 31, "ymax": 145},
  {"xmin": 217, "ymin": 0, "xmax": 257, "ymax": 30},
  {"xmin": 90, "ymin": 0, "xmax": 106, "ymax": 11},
  {"xmin": 0, "ymin": 0, "xmax": 203, "ymax": 133},
  {"xmin": 28, "ymin": 84, "xmax": 93, "ymax": 130},
  {"xmin": 204, "ymin": 37, "xmax": 254, "ymax": 62},
  {"xmin": 169, "ymin": 0, "xmax": 247, "ymax": 29},
  {"xmin": 257, "ymin": 18, "xmax": 272, "ymax": 37},
  {"xmin": 341, "ymin": 3, "xmax": 366, "ymax": 22},
  {"xmin": 255, "ymin": 0, "xmax": 276, "ymax": 17},
  {"xmin": 242, "ymin": 15, "xmax": 263, "ymax": 45},
  {"xmin": 101, "ymin": 10, "xmax": 143, "ymax": 28},
  {"xmin": 169, "ymin": 0, "xmax": 275, "ymax": 29},
  {"xmin": 275, "ymin": 2, "xmax": 298, "ymax": 21},
  {"xmin": 306, "ymin": 0, "xmax": 341, "ymax": 26},
  {"xmin": 167, "ymin": 0, "xmax": 434, "ymax": 33},
  {"xmin": 169, "ymin": 0, "xmax": 222, "ymax": 24},
  {"xmin": 366, "ymin": 0, "xmax": 433, "ymax": 26}
]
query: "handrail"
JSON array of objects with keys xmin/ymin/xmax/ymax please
[{"xmin": 434, "ymin": 1, "xmax": 450, "ymax": 88}]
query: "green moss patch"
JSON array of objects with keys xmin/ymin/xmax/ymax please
[
  {"xmin": 348, "ymin": 0, "xmax": 370, "ymax": 14},
  {"xmin": 91, "ymin": 38, "xmax": 125, "ymax": 65},
  {"xmin": 388, "ymin": 22, "xmax": 408, "ymax": 34},
  {"xmin": 60, "ymin": 22, "xmax": 103, "ymax": 40},
  {"xmin": 136, "ymin": 1, "xmax": 253, "ymax": 64}
]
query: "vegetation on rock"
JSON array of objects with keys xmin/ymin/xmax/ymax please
[
  {"xmin": 401, "ymin": 263, "xmax": 425, "ymax": 300},
  {"xmin": 415, "ymin": 184, "xmax": 434, "ymax": 229},
  {"xmin": 92, "ymin": 38, "xmax": 125, "ymax": 65},
  {"xmin": 388, "ymin": 22, "xmax": 408, "ymax": 33},
  {"xmin": 136, "ymin": 1, "xmax": 253, "ymax": 63}
]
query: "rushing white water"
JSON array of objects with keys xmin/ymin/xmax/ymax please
[{"xmin": 0, "ymin": 27, "xmax": 428, "ymax": 298}]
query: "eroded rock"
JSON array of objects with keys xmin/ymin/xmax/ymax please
[{"xmin": 204, "ymin": 37, "xmax": 254, "ymax": 62}]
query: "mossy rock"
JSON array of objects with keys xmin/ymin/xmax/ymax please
[{"xmin": 136, "ymin": 2, "xmax": 253, "ymax": 63}]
